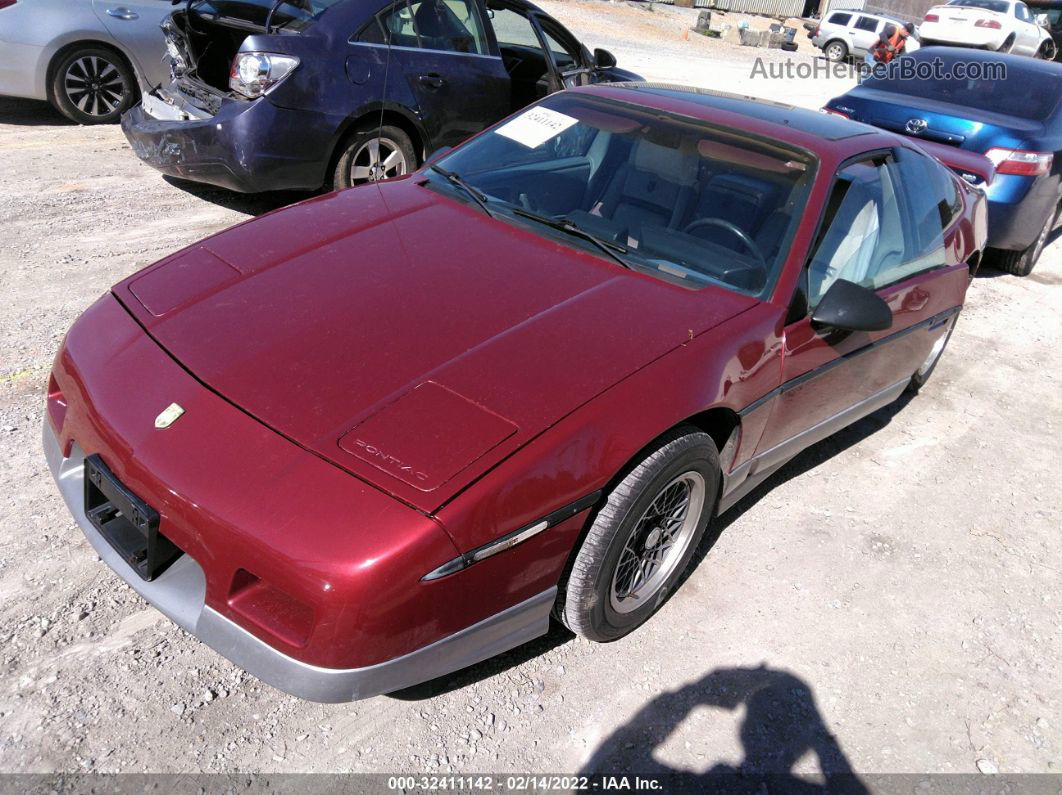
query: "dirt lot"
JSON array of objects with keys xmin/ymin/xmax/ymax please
[{"xmin": 1, "ymin": 0, "xmax": 1060, "ymax": 782}]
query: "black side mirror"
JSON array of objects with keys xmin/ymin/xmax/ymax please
[
  {"xmin": 811, "ymin": 279, "xmax": 892, "ymax": 332},
  {"xmin": 593, "ymin": 48, "xmax": 616, "ymax": 69},
  {"xmin": 426, "ymin": 146, "xmax": 452, "ymax": 164}
]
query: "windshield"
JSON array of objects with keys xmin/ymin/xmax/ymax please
[
  {"xmin": 944, "ymin": 0, "xmax": 1009, "ymax": 11},
  {"xmin": 431, "ymin": 94, "xmax": 814, "ymax": 297},
  {"xmin": 864, "ymin": 54, "xmax": 1062, "ymax": 120}
]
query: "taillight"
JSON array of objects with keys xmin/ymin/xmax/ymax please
[
  {"xmin": 924, "ymin": 13, "xmax": 939, "ymax": 22},
  {"xmin": 228, "ymin": 52, "xmax": 300, "ymax": 99},
  {"xmin": 975, "ymin": 18, "xmax": 1002, "ymax": 28},
  {"xmin": 813, "ymin": 27, "xmax": 820, "ymax": 36},
  {"xmin": 985, "ymin": 148, "xmax": 1054, "ymax": 176},
  {"xmin": 46, "ymin": 373, "xmax": 67, "ymax": 433}
]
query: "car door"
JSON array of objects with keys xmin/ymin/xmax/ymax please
[
  {"xmin": 90, "ymin": 0, "xmax": 172, "ymax": 88},
  {"xmin": 850, "ymin": 15, "xmax": 883, "ymax": 56},
  {"xmin": 486, "ymin": 0, "xmax": 555, "ymax": 110},
  {"xmin": 532, "ymin": 15, "xmax": 592, "ymax": 90},
  {"xmin": 361, "ymin": 0, "xmax": 511, "ymax": 149},
  {"xmin": 750, "ymin": 148, "xmax": 968, "ymax": 469}
]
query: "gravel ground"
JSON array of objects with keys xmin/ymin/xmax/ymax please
[{"xmin": 1, "ymin": 0, "xmax": 1060, "ymax": 781}]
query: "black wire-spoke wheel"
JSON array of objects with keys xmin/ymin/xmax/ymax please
[
  {"xmin": 557, "ymin": 427, "xmax": 720, "ymax": 642},
  {"xmin": 50, "ymin": 47, "xmax": 136, "ymax": 125}
]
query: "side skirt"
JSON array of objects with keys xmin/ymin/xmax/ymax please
[{"xmin": 717, "ymin": 377, "xmax": 909, "ymax": 514}]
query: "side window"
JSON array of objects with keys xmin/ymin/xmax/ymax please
[
  {"xmin": 888, "ymin": 148, "xmax": 955, "ymax": 271},
  {"xmin": 491, "ymin": 6, "xmax": 545, "ymax": 50},
  {"xmin": 538, "ymin": 22, "xmax": 581, "ymax": 70},
  {"xmin": 359, "ymin": 1, "xmax": 420, "ymax": 47},
  {"xmin": 854, "ymin": 16, "xmax": 879, "ymax": 31},
  {"xmin": 828, "ymin": 12, "xmax": 853, "ymax": 25},
  {"xmin": 409, "ymin": 0, "xmax": 489, "ymax": 54},
  {"xmin": 359, "ymin": 0, "xmax": 489, "ymax": 53},
  {"xmin": 1016, "ymin": 2, "xmax": 1030, "ymax": 20},
  {"xmin": 806, "ymin": 159, "xmax": 908, "ymax": 306}
]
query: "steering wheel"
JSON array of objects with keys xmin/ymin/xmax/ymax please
[{"xmin": 682, "ymin": 217, "xmax": 767, "ymax": 271}]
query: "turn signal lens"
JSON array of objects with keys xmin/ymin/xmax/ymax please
[
  {"xmin": 974, "ymin": 18, "xmax": 1002, "ymax": 28},
  {"xmin": 924, "ymin": 13, "xmax": 939, "ymax": 22},
  {"xmin": 985, "ymin": 148, "xmax": 1054, "ymax": 176},
  {"xmin": 46, "ymin": 374, "xmax": 67, "ymax": 433},
  {"xmin": 228, "ymin": 52, "xmax": 300, "ymax": 99}
]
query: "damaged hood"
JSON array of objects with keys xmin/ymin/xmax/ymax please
[{"xmin": 114, "ymin": 180, "xmax": 755, "ymax": 512}]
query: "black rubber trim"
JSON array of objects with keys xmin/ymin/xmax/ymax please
[
  {"xmin": 422, "ymin": 490, "xmax": 603, "ymax": 581},
  {"xmin": 737, "ymin": 305, "xmax": 962, "ymax": 417}
]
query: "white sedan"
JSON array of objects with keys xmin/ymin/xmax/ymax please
[{"xmin": 920, "ymin": 0, "xmax": 1055, "ymax": 57}]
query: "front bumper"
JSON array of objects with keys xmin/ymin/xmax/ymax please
[
  {"xmin": 45, "ymin": 420, "xmax": 554, "ymax": 701},
  {"xmin": 121, "ymin": 85, "xmax": 333, "ymax": 193}
]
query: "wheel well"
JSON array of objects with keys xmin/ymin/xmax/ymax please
[
  {"xmin": 46, "ymin": 40, "xmax": 138, "ymax": 104},
  {"xmin": 328, "ymin": 110, "xmax": 427, "ymax": 178}
]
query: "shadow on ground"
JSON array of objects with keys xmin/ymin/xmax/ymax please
[
  {"xmin": 390, "ymin": 394, "xmax": 914, "ymax": 701},
  {"xmin": 162, "ymin": 175, "xmax": 317, "ymax": 217},
  {"xmin": 0, "ymin": 96, "xmax": 74, "ymax": 126},
  {"xmin": 580, "ymin": 665, "xmax": 869, "ymax": 793}
]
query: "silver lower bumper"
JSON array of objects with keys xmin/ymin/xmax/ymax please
[{"xmin": 44, "ymin": 422, "xmax": 556, "ymax": 702}]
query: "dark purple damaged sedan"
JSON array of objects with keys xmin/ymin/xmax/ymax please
[{"xmin": 121, "ymin": 0, "xmax": 640, "ymax": 192}]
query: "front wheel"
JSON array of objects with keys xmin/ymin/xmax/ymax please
[
  {"xmin": 1037, "ymin": 39, "xmax": 1057, "ymax": 60},
  {"xmin": 50, "ymin": 46, "xmax": 137, "ymax": 125},
  {"xmin": 332, "ymin": 123, "xmax": 416, "ymax": 191},
  {"xmin": 823, "ymin": 40, "xmax": 849, "ymax": 62},
  {"xmin": 557, "ymin": 428, "xmax": 720, "ymax": 642}
]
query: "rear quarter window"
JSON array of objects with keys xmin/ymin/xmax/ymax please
[{"xmin": 828, "ymin": 12, "xmax": 853, "ymax": 25}]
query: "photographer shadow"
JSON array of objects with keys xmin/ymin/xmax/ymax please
[{"xmin": 580, "ymin": 665, "xmax": 869, "ymax": 793}]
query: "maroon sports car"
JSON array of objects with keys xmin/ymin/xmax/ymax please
[{"xmin": 45, "ymin": 84, "xmax": 989, "ymax": 701}]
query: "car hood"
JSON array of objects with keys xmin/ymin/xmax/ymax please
[{"xmin": 114, "ymin": 180, "xmax": 755, "ymax": 513}]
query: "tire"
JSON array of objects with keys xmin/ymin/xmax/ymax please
[
  {"xmin": 989, "ymin": 203, "xmax": 1059, "ymax": 277},
  {"xmin": 332, "ymin": 123, "xmax": 417, "ymax": 191},
  {"xmin": 1037, "ymin": 39, "xmax": 1057, "ymax": 60},
  {"xmin": 50, "ymin": 46, "xmax": 137, "ymax": 125},
  {"xmin": 557, "ymin": 428, "xmax": 720, "ymax": 643},
  {"xmin": 998, "ymin": 34, "xmax": 1015, "ymax": 53},
  {"xmin": 906, "ymin": 317, "xmax": 957, "ymax": 394},
  {"xmin": 823, "ymin": 40, "xmax": 849, "ymax": 62},
  {"xmin": 781, "ymin": 41, "xmax": 799, "ymax": 52}
]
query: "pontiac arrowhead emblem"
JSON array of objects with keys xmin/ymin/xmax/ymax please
[{"xmin": 154, "ymin": 403, "xmax": 185, "ymax": 429}]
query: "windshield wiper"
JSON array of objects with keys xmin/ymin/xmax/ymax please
[
  {"xmin": 429, "ymin": 165, "xmax": 494, "ymax": 218},
  {"xmin": 510, "ymin": 208, "xmax": 634, "ymax": 271}
]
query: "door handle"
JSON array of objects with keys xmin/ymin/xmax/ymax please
[
  {"xmin": 106, "ymin": 7, "xmax": 139, "ymax": 19},
  {"xmin": 418, "ymin": 73, "xmax": 445, "ymax": 89}
]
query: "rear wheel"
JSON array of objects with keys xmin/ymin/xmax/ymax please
[
  {"xmin": 332, "ymin": 123, "xmax": 416, "ymax": 191},
  {"xmin": 823, "ymin": 40, "xmax": 849, "ymax": 61},
  {"xmin": 50, "ymin": 46, "xmax": 136, "ymax": 125},
  {"xmin": 557, "ymin": 428, "xmax": 719, "ymax": 642},
  {"xmin": 998, "ymin": 34, "xmax": 1015, "ymax": 53},
  {"xmin": 906, "ymin": 318, "xmax": 956, "ymax": 394},
  {"xmin": 990, "ymin": 203, "xmax": 1059, "ymax": 277}
]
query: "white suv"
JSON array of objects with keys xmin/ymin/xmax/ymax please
[{"xmin": 810, "ymin": 10, "xmax": 919, "ymax": 61}]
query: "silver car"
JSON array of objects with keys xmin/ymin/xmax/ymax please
[
  {"xmin": 809, "ymin": 9, "xmax": 919, "ymax": 62},
  {"xmin": 0, "ymin": 0, "xmax": 170, "ymax": 124}
]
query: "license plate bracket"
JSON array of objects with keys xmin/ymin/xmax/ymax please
[{"xmin": 84, "ymin": 455, "xmax": 182, "ymax": 582}]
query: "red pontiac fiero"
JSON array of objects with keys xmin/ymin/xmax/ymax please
[{"xmin": 44, "ymin": 85, "xmax": 989, "ymax": 701}]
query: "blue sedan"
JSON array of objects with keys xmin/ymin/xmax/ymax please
[{"xmin": 825, "ymin": 47, "xmax": 1062, "ymax": 275}]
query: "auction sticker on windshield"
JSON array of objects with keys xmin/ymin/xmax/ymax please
[{"xmin": 495, "ymin": 107, "xmax": 579, "ymax": 148}]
